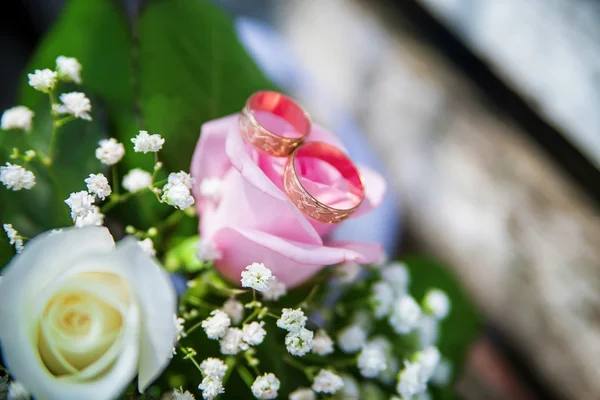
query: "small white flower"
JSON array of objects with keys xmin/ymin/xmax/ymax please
[
  {"xmin": 289, "ymin": 387, "xmax": 315, "ymax": 400},
  {"xmin": 28, "ymin": 69, "xmax": 57, "ymax": 93},
  {"xmin": 56, "ymin": 56, "xmax": 82, "ymax": 84},
  {"xmin": 3, "ymin": 224, "xmax": 24, "ymax": 253},
  {"xmin": 198, "ymin": 239, "xmax": 222, "ymax": 261},
  {"xmin": 396, "ymin": 361, "xmax": 427, "ymax": 398},
  {"xmin": 337, "ymin": 324, "xmax": 367, "ymax": 354},
  {"xmin": 431, "ymin": 358, "xmax": 452, "ymax": 386},
  {"xmin": 174, "ymin": 315, "xmax": 186, "ymax": 341},
  {"xmin": 24, "ymin": 150, "xmax": 36, "ymax": 159},
  {"xmin": 285, "ymin": 328, "xmax": 313, "ymax": 357},
  {"xmin": 262, "ymin": 278, "xmax": 287, "ymax": 301},
  {"xmin": 417, "ymin": 315, "xmax": 439, "ymax": 348},
  {"xmin": 241, "ymin": 262, "xmax": 274, "ymax": 292},
  {"xmin": 415, "ymin": 346, "xmax": 441, "ymax": 382},
  {"xmin": 358, "ymin": 340, "xmax": 388, "ymax": 378},
  {"xmin": 1, "ymin": 106, "xmax": 34, "ymax": 132},
  {"xmin": 381, "ymin": 262, "xmax": 410, "ymax": 294},
  {"xmin": 137, "ymin": 238, "xmax": 156, "ymax": 256},
  {"xmin": 277, "ymin": 308, "xmax": 307, "ymax": 333},
  {"xmin": 415, "ymin": 392, "xmax": 433, "ymax": 400},
  {"xmin": 200, "ymin": 177, "xmax": 223, "ymax": 202},
  {"xmin": 223, "ymin": 298, "xmax": 244, "ymax": 325},
  {"xmin": 167, "ymin": 171, "xmax": 194, "ymax": 190},
  {"xmin": 311, "ymin": 369, "xmax": 344, "ymax": 394},
  {"xmin": 242, "ymin": 321, "xmax": 266, "ymax": 346},
  {"xmin": 85, "ymin": 173, "xmax": 111, "ymax": 200},
  {"xmin": 389, "ymin": 295, "xmax": 422, "ymax": 335},
  {"xmin": 219, "ymin": 327, "xmax": 248, "ymax": 355},
  {"xmin": 171, "ymin": 387, "xmax": 195, "ymax": 400},
  {"xmin": 340, "ymin": 374, "xmax": 360, "ymax": 399},
  {"xmin": 251, "ymin": 373, "xmax": 280, "ymax": 399},
  {"xmin": 198, "ymin": 375, "xmax": 224, "ymax": 400},
  {"xmin": 0, "ymin": 163, "xmax": 36, "ymax": 190},
  {"xmin": 335, "ymin": 261, "xmax": 362, "ymax": 283},
  {"xmin": 74, "ymin": 205, "xmax": 104, "ymax": 228},
  {"xmin": 55, "ymin": 92, "xmax": 92, "ymax": 120},
  {"xmin": 371, "ymin": 281, "xmax": 395, "ymax": 319},
  {"xmin": 201, "ymin": 310, "xmax": 231, "ymax": 340},
  {"xmin": 162, "ymin": 182, "xmax": 194, "ymax": 210},
  {"xmin": 131, "ymin": 130, "xmax": 165, "ymax": 153},
  {"xmin": 311, "ymin": 329, "xmax": 334, "ymax": 356},
  {"xmin": 200, "ymin": 357, "xmax": 228, "ymax": 379},
  {"xmin": 7, "ymin": 380, "xmax": 30, "ymax": 400},
  {"xmin": 95, "ymin": 138, "xmax": 125, "ymax": 165},
  {"xmin": 423, "ymin": 289, "xmax": 451, "ymax": 320},
  {"xmin": 64, "ymin": 190, "xmax": 95, "ymax": 221},
  {"xmin": 122, "ymin": 168, "xmax": 152, "ymax": 192}
]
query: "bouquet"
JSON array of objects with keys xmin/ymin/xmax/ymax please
[{"xmin": 0, "ymin": 2, "xmax": 479, "ymax": 399}]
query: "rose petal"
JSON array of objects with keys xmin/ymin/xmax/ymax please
[
  {"xmin": 352, "ymin": 165, "xmax": 387, "ymax": 218},
  {"xmin": 212, "ymin": 226, "xmax": 383, "ymax": 287},
  {"xmin": 116, "ymin": 237, "xmax": 177, "ymax": 392}
]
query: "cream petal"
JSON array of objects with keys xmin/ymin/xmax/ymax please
[{"xmin": 116, "ymin": 237, "xmax": 177, "ymax": 392}]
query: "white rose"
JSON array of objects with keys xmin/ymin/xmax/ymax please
[{"xmin": 0, "ymin": 227, "xmax": 177, "ymax": 400}]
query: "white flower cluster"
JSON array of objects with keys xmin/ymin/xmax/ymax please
[
  {"xmin": 312, "ymin": 369, "xmax": 344, "ymax": 394},
  {"xmin": 396, "ymin": 346, "xmax": 445, "ymax": 399},
  {"xmin": 3, "ymin": 224, "xmax": 24, "ymax": 253},
  {"xmin": 0, "ymin": 163, "xmax": 35, "ymax": 191},
  {"xmin": 197, "ymin": 357, "xmax": 227, "ymax": 400},
  {"xmin": 122, "ymin": 168, "xmax": 152, "ymax": 192},
  {"xmin": 56, "ymin": 56, "xmax": 82, "ymax": 84},
  {"xmin": 251, "ymin": 373, "xmax": 280, "ymax": 399},
  {"xmin": 55, "ymin": 92, "xmax": 92, "ymax": 121},
  {"xmin": 96, "ymin": 138, "xmax": 125, "ymax": 166},
  {"xmin": 28, "ymin": 69, "xmax": 57, "ymax": 93},
  {"xmin": 241, "ymin": 262, "xmax": 274, "ymax": 292},
  {"xmin": 131, "ymin": 130, "xmax": 164, "ymax": 153},
  {"xmin": 162, "ymin": 171, "xmax": 195, "ymax": 210},
  {"xmin": 1, "ymin": 106, "xmax": 34, "ymax": 132}
]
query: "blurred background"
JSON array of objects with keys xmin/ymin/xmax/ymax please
[{"xmin": 3, "ymin": 0, "xmax": 600, "ymax": 399}]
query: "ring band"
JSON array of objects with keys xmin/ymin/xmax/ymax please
[
  {"xmin": 283, "ymin": 141, "xmax": 365, "ymax": 223},
  {"xmin": 239, "ymin": 91, "xmax": 311, "ymax": 157}
]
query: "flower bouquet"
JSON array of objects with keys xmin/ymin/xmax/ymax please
[{"xmin": 0, "ymin": 1, "xmax": 480, "ymax": 399}]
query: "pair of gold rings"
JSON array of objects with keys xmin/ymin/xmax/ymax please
[{"xmin": 238, "ymin": 91, "xmax": 365, "ymax": 224}]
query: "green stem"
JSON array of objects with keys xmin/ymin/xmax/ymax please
[
  {"xmin": 179, "ymin": 346, "xmax": 203, "ymax": 374},
  {"xmin": 155, "ymin": 210, "xmax": 183, "ymax": 233},
  {"xmin": 112, "ymin": 166, "xmax": 120, "ymax": 196},
  {"xmin": 284, "ymin": 356, "xmax": 314, "ymax": 380},
  {"xmin": 222, "ymin": 356, "xmax": 237, "ymax": 386},
  {"xmin": 299, "ymin": 284, "xmax": 320, "ymax": 308},
  {"xmin": 236, "ymin": 364, "xmax": 255, "ymax": 388},
  {"xmin": 242, "ymin": 308, "xmax": 260, "ymax": 325}
]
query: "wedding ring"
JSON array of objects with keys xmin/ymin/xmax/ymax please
[
  {"xmin": 283, "ymin": 141, "xmax": 365, "ymax": 223},
  {"xmin": 239, "ymin": 91, "xmax": 311, "ymax": 157}
]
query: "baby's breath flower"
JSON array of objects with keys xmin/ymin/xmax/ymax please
[
  {"xmin": 0, "ymin": 163, "xmax": 35, "ymax": 190},
  {"xmin": 3, "ymin": 224, "xmax": 24, "ymax": 253},
  {"xmin": 381, "ymin": 262, "xmax": 410, "ymax": 294},
  {"xmin": 415, "ymin": 346, "xmax": 441, "ymax": 382},
  {"xmin": 337, "ymin": 324, "xmax": 367, "ymax": 354},
  {"xmin": 7, "ymin": 380, "xmax": 30, "ymax": 400},
  {"xmin": 200, "ymin": 177, "xmax": 223, "ymax": 202},
  {"xmin": 24, "ymin": 150, "xmax": 36, "ymax": 160},
  {"xmin": 174, "ymin": 315, "xmax": 186, "ymax": 341},
  {"xmin": 389, "ymin": 295, "xmax": 422, "ymax": 335},
  {"xmin": 431, "ymin": 358, "xmax": 452, "ymax": 386},
  {"xmin": 219, "ymin": 327, "xmax": 248, "ymax": 355},
  {"xmin": 56, "ymin": 56, "xmax": 82, "ymax": 84},
  {"xmin": 242, "ymin": 321, "xmax": 266, "ymax": 346},
  {"xmin": 167, "ymin": 171, "xmax": 194, "ymax": 190},
  {"xmin": 198, "ymin": 239, "xmax": 222, "ymax": 261},
  {"xmin": 358, "ymin": 340, "xmax": 388, "ymax": 378},
  {"xmin": 64, "ymin": 190, "xmax": 95, "ymax": 222},
  {"xmin": 28, "ymin": 69, "xmax": 57, "ymax": 93},
  {"xmin": 340, "ymin": 374, "xmax": 360, "ymax": 399},
  {"xmin": 311, "ymin": 329, "xmax": 334, "ymax": 356},
  {"xmin": 311, "ymin": 369, "xmax": 343, "ymax": 394},
  {"xmin": 335, "ymin": 261, "xmax": 361, "ymax": 283},
  {"xmin": 131, "ymin": 130, "xmax": 165, "ymax": 153},
  {"xmin": 251, "ymin": 373, "xmax": 280, "ymax": 399},
  {"xmin": 223, "ymin": 298, "xmax": 244, "ymax": 325},
  {"xmin": 85, "ymin": 173, "xmax": 111, "ymax": 200},
  {"xmin": 396, "ymin": 361, "xmax": 426, "ymax": 399},
  {"xmin": 122, "ymin": 168, "xmax": 152, "ymax": 192},
  {"xmin": 285, "ymin": 328, "xmax": 314, "ymax": 357},
  {"xmin": 423, "ymin": 289, "xmax": 451, "ymax": 320},
  {"xmin": 200, "ymin": 357, "xmax": 228, "ymax": 379},
  {"xmin": 277, "ymin": 308, "xmax": 307, "ymax": 333},
  {"xmin": 198, "ymin": 375, "xmax": 224, "ymax": 400},
  {"xmin": 171, "ymin": 387, "xmax": 195, "ymax": 400},
  {"xmin": 201, "ymin": 310, "xmax": 231, "ymax": 340},
  {"xmin": 162, "ymin": 182, "xmax": 194, "ymax": 210},
  {"xmin": 1, "ymin": 106, "xmax": 34, "ymax": 132},
  {"xmin": 55, "ymin": 92, "xmax": 92, "ymax": 120},
  {"xmin": 95, "ymin": 138, "xmax": 125, "ymax": 165},
  {"xmin": 74, "ymin": 205, "xmax": 104, "ymax": 228},
  {"xmin": 241, "ymin": 262, "xmax": 274, "ymax": 292},
  {"xmin": 137, "ymin": 238, "xmax": 156, "ymax": 256},
  {"xmin": 289, "ymin": 388, "xmax": 315, "ymax": 400},
  {"xmin": 262, "ymin": 277, "xmax": 287, "ymax": 301},
  {"xmin": 417, "ymin": 315, "xmax": 439, "ymax": 348},
  {"xmin": 371, "ymin": 281, "xmax": 394, "ymax": 319}
]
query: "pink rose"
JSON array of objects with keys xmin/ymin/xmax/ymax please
[{"xmin": 190, "ymin": 114, "xmax": 386, "ymax": 287}]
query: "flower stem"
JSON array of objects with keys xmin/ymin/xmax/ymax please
[
  {"xmin": 179, "ymin": 346, "xmax": 203, "ymax": 374},
  {"xmin": 283, "ymin": 356, "xmax": 314, "ymax": 380},
  {"xmin": 236, "ymin": 364, "xmax": 255, "ymax": 388},
  {"xmin": 112, "ymin": 166, "xmax": 120, "ymax": 196}
]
